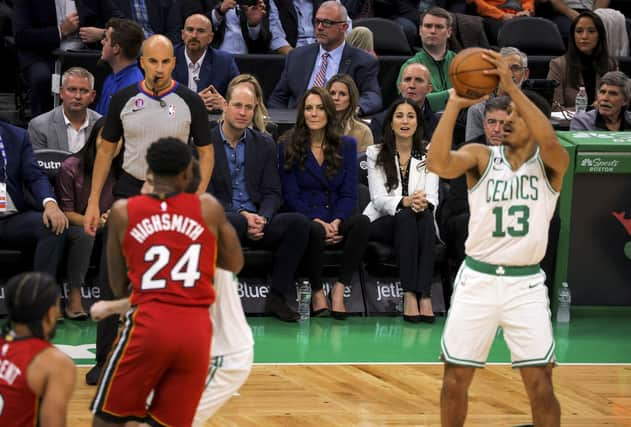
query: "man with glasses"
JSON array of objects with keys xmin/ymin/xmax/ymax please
[
  {"xmin": 209, "ymin": 80, "xmax": 311, "ymax": 322},
  {"xmin": 173, "ymin": 14, "xmax": 240, "ymax": 112},
  {"xmin": 465, "ymin": 47, "xmax": 530, "ymax": 142},
  {"xmin": 268, "ymin": 1, "xmax": 381, "ymax": 115}
]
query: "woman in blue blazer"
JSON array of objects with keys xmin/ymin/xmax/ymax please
[
  {"xmin": 363, "ymin": 99, "xmax": 439, "ymax": 323},
  {"xmin": 279, "ymin": 87, "xmax": 370, "ymax": 320}
]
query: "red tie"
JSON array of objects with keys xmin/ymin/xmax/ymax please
[{"xmin": 312, "ymin": 53, "xmax": 330, "ymax": 88}]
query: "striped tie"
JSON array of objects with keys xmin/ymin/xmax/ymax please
[{"xmin": 312, "ymin": 53, "xmax": 330, "ymax": 88}]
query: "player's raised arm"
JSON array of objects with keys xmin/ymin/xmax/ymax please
[
  {"xmin": 200, "ymin": 193, "xmax": 244, "ymax": 274},
  {"xmin": 427, "ymin": 89, "xmax": 490, "ymax": 179},
  {"xmin": 483, "ymin": 50, "xmax": 569, "ymax": 191},
  {"xmin": 107, "ymin": 199, "xmax": 130, "ymax": 298}
]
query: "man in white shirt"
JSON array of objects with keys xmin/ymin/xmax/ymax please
[
  {"xmin": 173, "ymin": 14, "xmax": 240, "ymax": 112},
  {"xmin": 28, "ymin": 67, "xmax": 101, "ymax": 153}
]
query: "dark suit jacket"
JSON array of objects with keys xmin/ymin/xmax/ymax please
[
  {"xmin": 112, "ymin": 0, "xmax": 182, "ymax": 44},
  {"xmin": 207, "ymin": 0, "xmax": 272, "ymax": 53},
  {"xmin": 173, "ymin": 44, "xmax": 240, "ymax": 96},
  {"xmin": 268, "ymin": 43, "xmax": 382, "ymax": 115},
  {"xmin": 13, "ymin": 0, "xmax": 122, "ymax": 68},
  {"xmin": 279, "ymin": 136, "xmax": 357, "ymax": 223},
  {"xmin": 273, "ymin": 0, "xmax": 323, "ymax": 48},
  {"xmin": 207, "ymin": 126, "xmax": 282, "ymax": 219},
  {"xmin": 0, "ymin": 121, "xmax": 55, "ymax": 212}
]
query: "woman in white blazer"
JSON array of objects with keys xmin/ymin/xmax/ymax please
[{"xmin": 363, "ymin": 99, "xmax": 439, "ymax": 323}]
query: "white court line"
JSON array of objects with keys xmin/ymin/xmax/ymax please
[{"xmin": 75, "ymin": 362, "xmax": 631, "ymax": 367}]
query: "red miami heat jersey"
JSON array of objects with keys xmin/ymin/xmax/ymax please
[
  {"xmin": 0, "ymin": 336, "xmax": 51, "ymax": 426},
  {"xmin": 123, "ymin": 193, "xmax": 217, "ymax": 307}
]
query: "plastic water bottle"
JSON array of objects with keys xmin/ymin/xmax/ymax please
[
  {"xmin": 556, "ymin": 282, "xmax": 571, "ymax": 323},
  {"xmin": 297, "ymin": 280, "xmax": 311, "ymax": 321},
  {"xmin": 575, "ymin": 87, "xmax": 588, "ymax": 114}
]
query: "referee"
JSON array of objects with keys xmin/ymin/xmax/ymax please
[{"xmin": 83, "ymin": 34, "xmax": 214, "ymax": 385}]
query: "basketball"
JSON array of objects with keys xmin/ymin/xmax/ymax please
[{"xmin": 449, "ymin": 47, "xmax": 499, "ymax": 99}]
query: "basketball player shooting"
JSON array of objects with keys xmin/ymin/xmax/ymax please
[
  {"xmin": 91, "ymin": 138, "xmax": 243, "ymax": 427},
  {"xmin": 427, "ymin": 49, "xmax": 569, "ymax": 427}
]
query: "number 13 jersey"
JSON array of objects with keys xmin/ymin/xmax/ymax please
[
  {"xmin": 465, "ymin": 146, "xmax": 559, "ymax": 266},
  {"xmin": 123, "ymin": 193, "xmax": 217, "ymax": 307}
]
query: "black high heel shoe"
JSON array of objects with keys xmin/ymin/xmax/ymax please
[
  {"xmin": 331, "ymin": 310, "xmax": 347, "ymax": 320},
  {"xmin": 311, "ymin": 307, "xmax": 330, "ymax": 317},
  {"xmin": 403, "ymin": 314, "xmax": 421, "ymax": 323},
  {"xmin": 418, "ymin": 314, "xmax": 435, "ymax": 324}
]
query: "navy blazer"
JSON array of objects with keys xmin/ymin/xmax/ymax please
[
  {"xmin": 173, "ymin": 44, "xmax": 240, "ymax": 96},
  {"xmin": 268, "ymin": 43, "xmax": 382, "ymax": 115},
  {"xmin": 206, "ymin": 126, "xmax": 282, "ymax": 219},
  {"xmin": 279, "ymin": 136, "xmax": 357, "ymax": 223},
  {"xmin": 14, "ymin": 0, "xmax": 123, "ymax": 68},
  {"xmin": 0, "ymin": 121, "xmax": 55, "ymax": 212}
]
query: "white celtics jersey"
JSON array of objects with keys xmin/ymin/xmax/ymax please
[
  {"xmin": 210, "ymin": 269, "xmax": 254, "ymax": 357},
  {"xmin": 465, "ymin": 146, "xmax": 559, "ymax": 266}
]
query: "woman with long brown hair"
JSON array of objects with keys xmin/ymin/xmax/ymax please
[
  {"xmin": 326, "ymin": 74, "xmax": 373, "ymax": 152},
  {"xmin": 363, "ymin": 98, "xmax": 438, "ymax": 323},
  {"xmin": 279, "ymin": 87, "xmax": 370, "ymax": 320}
]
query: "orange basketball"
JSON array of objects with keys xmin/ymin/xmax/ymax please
[{"xmin": 448, "ymin": 48, "xmax": 499, "ymax": 99}]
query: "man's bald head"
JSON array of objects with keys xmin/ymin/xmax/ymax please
[
  {"xmin": 142, "ymin": 34, "xmax": 174, "ymax": 57},
  {"xmin": 140, "ymin": 35, "xmax": 176, "ymax": 91},
  {"xmin": 182, "ymin": 14, "xmax": 214, "ymax": 55},
  {"xmin": 399, "ymin": 62, "xmax": 432, "ymax": 104}
]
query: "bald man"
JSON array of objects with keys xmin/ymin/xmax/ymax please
[
  {"xmin": 370, "ymin": 62, "xmax": 439, "ymax": 142},
  {"xmin": 83, "ymin": 34, "xmax": 215, "ymax": 386},
  {"xmin": 173, "ymin": 14, "xmax": 240, "ymax": 112}
]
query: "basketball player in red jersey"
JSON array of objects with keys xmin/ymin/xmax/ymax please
[
  {"xmin": 91, "ymin": 138, "xmax": 243, "ymax": 427},
  {"xmin": 0, "ymin": 272, "xmax": 76, "ymax": 427}
]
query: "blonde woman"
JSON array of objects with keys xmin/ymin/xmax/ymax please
[
  {"xmin": 225, "ymin": 74, "xmax": 271, "ymax": 134},
  {"xmin": 326, "ymin": 74, "xmax": 374, "ymax": 153}
]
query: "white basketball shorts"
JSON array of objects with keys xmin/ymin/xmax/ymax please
[{"xmin": 441, "ymin": 257, "xmax": 555, "ymax": 368}]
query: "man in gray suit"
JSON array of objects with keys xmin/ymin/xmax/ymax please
[{"xmin": 28, "ymin": 67, "xmax": 101, "ymax": 153}]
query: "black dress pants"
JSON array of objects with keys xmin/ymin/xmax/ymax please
[
  {"xmin": 369, "ymin": 208, "xmax": 435, "ymax": 297},
  {"xmin": 228, "ymin": 211, "xmax": 310, "ymax": 298},
  {"xmin": 304, "ymin": 214, "xmax": 370, "ymax": 291}
]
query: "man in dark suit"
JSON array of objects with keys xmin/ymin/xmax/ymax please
[
  {"xmin": 174, "ymin": 14, "xmax": 240, "ymax": 112},
  {"xmin": 13, "ymin": 0, "xmax": 122, "ymax": 117},
  {"xmin": 208, "ymin": 81, "xmax": 310, "ymax": 322},
  {"xmin": 268, "ymin": 1, "xmax": 382, "ymax": 115},
  {"xmin": 269, "ymin": 0, "xmax": 324, "ymax": 53},
  {"xmin": 0, "ymin": 121, "xmax": 68, "ymax": 277}
]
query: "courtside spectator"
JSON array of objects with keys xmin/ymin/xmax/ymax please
[
  {"xmin": 372, "ymin": 62, "xmax": 438, "ymax": 143},
  {"xmin": 570, "ymin": 71, "xmax": 631, "ymax": 130},
  {"xmin": 269, "ymin": 1, "xmax": 381, "ymax": 115},
  {"xmin": 95, "ymin": 18, "xmax": 144, "ymax": 116},
  {"xmin": 397, "ymin": 7, "xmax": 455, "ymax": 112},
  {"xmin": 326, "ymin": 74, "xmax": 374, "ymax": 152},
  {"xmin": 0, "ymin": 121, "xmax": 68, "ymax": 277},
  {"xmin": 210, "ymin": 0, "xmax": 272, "ymax": 53},
  {"xmin": 547, "ymin": 10, "xmax": 617, "ymax": 108},
  {"xmin": 174, "ymin": 14, "xmax": 240, "ymax": 112},
  {"xmin": 13, "ymin": 0, "xmax": 122, "ymax": 116},
  {"xmin": 28, "ymin": 68, "xmax": 100, "ymax": 153},
  {"xmin": 208, "ymin": 82, "xmax": 310, "ymax": 322},
  {"xmin": 279, "ymin": 87, "xmax": 370, "ymax": 320},
  {"xmin": 465, "ymin": 47, "xmax": 529, "ymax": 142}
]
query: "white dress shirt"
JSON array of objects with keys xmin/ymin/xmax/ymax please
[
  {"xmin": 63, "ymin": 111, "xmax": 90, "ymax": 153},
  {"xmin": 184, "ymin": 48, "xmax": 208, "ymax": 92},
  {"xmin": 55, "ymin": 0, "xmax": 83, "ymax": 50},
  {"xmin": 307, "ymin": 42, "xmax": 345, "ymax": 90}
]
